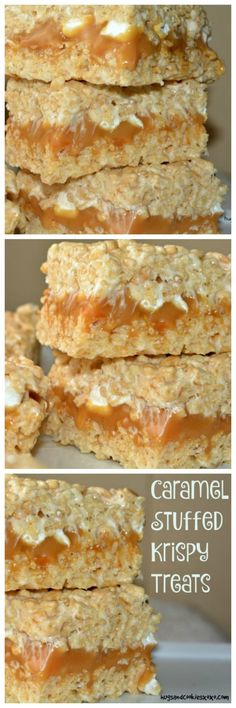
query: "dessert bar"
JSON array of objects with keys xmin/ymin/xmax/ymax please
[
  {"xmin": 9, "ymin": 161, "xmax": 227, "ymax": 234},
  {"xmin": 5, "ymin": 5, "xmax": 223, "ymax": 86},
  {"xmin": 37, "ymin": 241, "xmax": 230, "ymax": 359},
  {"xmin": 44, "ymin": 352, "xmax": 231, "ymax": 469},
  {"xmin": 6, "ymin": 475, "xmax": 144, "ymax": 591},
  {"xmin": 5, "ymin": 585, "xmax": 160, "ymax": 702},
  {"xmin": 6, "ymin": 78, "xmax": 208, "ymax": 184}
]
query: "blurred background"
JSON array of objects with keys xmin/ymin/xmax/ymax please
[
  {"xmin": 206, "ymin": 5, "xmax": 231, "ymax": 175},
  {"xmin": 5, "ymin": 238, "xmax": 231, "ymax": 310}
]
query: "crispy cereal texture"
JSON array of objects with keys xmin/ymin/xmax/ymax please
[
  {"xmin": 37, "ymin": 241, "xmax": 231, "ymax": 358},
  {"xmin": 5, "ymin": 5, "xmax": 224, "ymax": 86},
  {"xmin": 8, "ymin": 161, "xmax": 227, "ymax": 234},
  {"xmin": 5, "ymin": 356, "xmax": 48, "ymax": 454},
  {"xmin": 6, "ymin": 78, "xmax": 208, "ymax": 184},
  {"xmin": 6, "ymin": 475, "xmax": 144, "ymax": 590},
  {"xmin": 44, "ymin": 353, "xmax": 231, "ymax": 469},
  {"xmin": 5, "ymin": 585, "xmax": 160, "ymax": 702},
  {"xmin": 5, "ymin": 304, "xmax": 39, "ymax": 361}
]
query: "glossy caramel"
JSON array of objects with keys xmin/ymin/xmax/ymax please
[
  {"xmin": 19, "ymin": 192, "xmax": 220, "ymax": 234},
  {"xmin": 44, "ymin": 289, "xmax": 230, "ymax": 332},
  {"xmin": 12, "ymin": 18, "xmax": 186, "ymax": 72},
  {"xmin": 52, "ymin": 387, "xmax": 231, "ymax": 450},
  {"xmin": 11, "ymin": 112, "xmax": 204, "ymax": 157},
  {"xmin": 12, "ymin": 17, "xmax": 223, "ymax": 77},
  {"xmin": 15, "ymin": 114, "xmax": 154, "ymax": 154},
  {"xmin": 6, "ymin": 638, "xmax": 154, "ymax": 684},
  {"xmin": 48, "ymin": 289, "xmax": 194, "ymax": 331},
  {"xmin": 5, "ymin": 523, "xmax": 138, "ymax": 565}
]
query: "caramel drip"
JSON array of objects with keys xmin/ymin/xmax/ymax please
[
  {"xmin": 11, "ymin": 18, "xmax": 223, "ymax": 74},
  {"xmin": 51, "ymin": 388, "xmax": 231, "ymax": 450},
  {"xmin": 6, "ymin": 638, "xmax": 154, "ymax": 684},
  {"xmin": 10, "ymin": 112, "xmax": 204, "ymax": 157},
  {"xmin": 47, "ymin": 290, "xmax": 195, "ymax": 331},
  {"xmin": 5, "ymin": 524, "xmax": 139, "ymax": 565},
  {"xmin": 19, "ymin": 192, "xmax": 220, "ymax": 234}
]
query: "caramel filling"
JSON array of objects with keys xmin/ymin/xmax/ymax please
[
  {"xmin": 52, "ymin": 388, "xmax": 231, "ymax": 450},
  {"xmin": 48, "ymin": 290, "xmax": 196, "ymax": 331},
  {"xmin": 6, "ymin": 638, "xmax": 154, "ymax": 685},
  {"xmin": 5, "ymin": 521, "xmax": 139, "ymax": 567},
  {"xmin": 43, "ymin": 289, "xmax": 230, "ymax": 332},
  {"xmin": 12, "ymin": 18, "xmax": 223, "ymax": 76},
  {"xmin": 19, "ymin": 192, "xmax": 220, "ymax": 234},
  {"xmin": 5, "ymin": 524, "xmax": 138, "ymax": 566},
  {"xmin": 10, "ymin": 112, "xmax": 204, "ymax": 157},
  {"xmin": 11, "ymin": 18, "xmax": 212, "ymax": 72}
]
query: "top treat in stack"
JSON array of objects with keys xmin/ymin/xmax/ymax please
[
  {"xmin": 6, "ymin": 475, "xmax": 144, "ymax": 591},
  {"xmin": 5, "ymin": 5, "xmax": 227, "ymax": 235},
  {"xmin": 5, "ymin": 5, "xmax": 224, "ymax": 85},
  {"xmin": 37, "ymin": 240, "xmax": 231, "ymax": 359}
]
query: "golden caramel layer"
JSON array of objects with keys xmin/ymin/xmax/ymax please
[
  {"xmin": 11, "ymin": 113, "xmax": 204, "ymax": 156},
  {"xmin": 51, "ymin": 387, "xmax": 231, "ymax": 449},
  {"xmin": 19, "ymin": 192, "xmax": 220, "ymax": 234},
  {"xmin": 10, "ymin": 17, "xmax": 213, "ymax": 73},
  {"xmin": 6, "ymin": 638, "xmax": 154, "ymax": 684},
  {"xmin": 43, "ymin": 290, "xmax": 230, "ymax": 332},
  {"xmin": 5, "ymin": 523, "xmax": 138, "ymax": 566}
]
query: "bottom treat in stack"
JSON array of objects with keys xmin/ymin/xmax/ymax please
[
  {"xmin": 5, "ymin": 475, "xmax": 160, "ymax": 702},
  {"xmin": 45, "ymin": 353, "xmax": 231, "ymax": 469},
  {"xmin": 5, "ymin": 586, "xmax": 160, "ymax": 703}
]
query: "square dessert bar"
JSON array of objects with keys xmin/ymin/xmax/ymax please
[
  {"xmin": 6, "ymin": 475, "xmax": 144, "ymax": 591},
  {"xmin": 44, "ymin": 353, "xmax": 231, "ymax": 469},
  {"xmin": 5, "ymin": 585, "xmax": 160, "ymax": 702},
  {"xmin": 5, "ymin": 5, "xmax": 223, "ymax": 86},
  {"xmin": 37, "ymin": 241, "xmax": 230, "ymax": 359},
  {"xmin": 6, "ymin": 78, "xmax": 208, "ymax": 184},
  {"xmin": 5, "ymin": 303, "xmax": 39, "ymax": 361},
  {"xmin": 10, "ymin": 161, "xmax": 227, "ymax": 235},
  {"xmin": 5, "ymin": 356, "xmax": 48, "ymax": 454}
]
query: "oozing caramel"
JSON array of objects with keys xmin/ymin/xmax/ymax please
[
  {"xmin": 14, "ymin": 114, "xmax": 153, "ymax": 154},
  {"xmin": 43, "ymin": 288, "xmax": 230, "ymax": 333},
  {"xmin": 5, "ymin": 523, "xmax": 138, "ymax": 565},
  {"xmin": 6, "ymin": 638, "xmax": 154, "ymax": 685},
  {"xmin": 10, "ymin": 113, "xmax": 204, "ymax": 157},
  {"xmin": 12, "ymin": 16, "xmax": 223, "ymax": 76},
  {"xmin": 47, "ymin": 289, "xmax": 195, "ymax": 331},
  {"xmin": 19, "ymin": 192, "xmax": 220, "ymax": 234},
  {"xmin": 51, "ymin": 387, "xmax": 231, "ymax": 450}
]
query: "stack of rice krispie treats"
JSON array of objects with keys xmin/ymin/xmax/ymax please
[
  {"xmin": 5, "ymin": 475, "xmax": 160, "ymax": 702},
  {"xmin": 5, "ymin": 4, "xmax": 227, "ymax": 235},
  {"xmin": 37, "ymin": 240, "xmax": 231, "ymax": 469}
]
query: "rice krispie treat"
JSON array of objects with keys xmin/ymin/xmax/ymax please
[
  {"xmin": 10, "ymin": 161, "xmax": 227, "ymax": 235},
  {"xmin": 5, "ymin": 5, "xmax": 223, "ymax": 86},
  {"xmin": 5, "ymin": 356, "xmax": 48, "ymax": 454},
  {"xmin": 6, "ymin": 475, "xmax": 144, "ymax": 591},
  {"xmin": 44, "ymin": 353, "xmax": 231, "ymax": 469},
  {"xmin": 6, "ymin": 78, "xmax": 208, "ymax": 184},
  {"xmin": 5, "ymin": 303, "xmax": 39, "ymax": 361},
  {"xmin": 5, "ymin": 585, "xmax": 160, "ymax": 702},
  {"xmin": 37, "ymin": 241, "xmax": 230, "ymax": 359}
]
